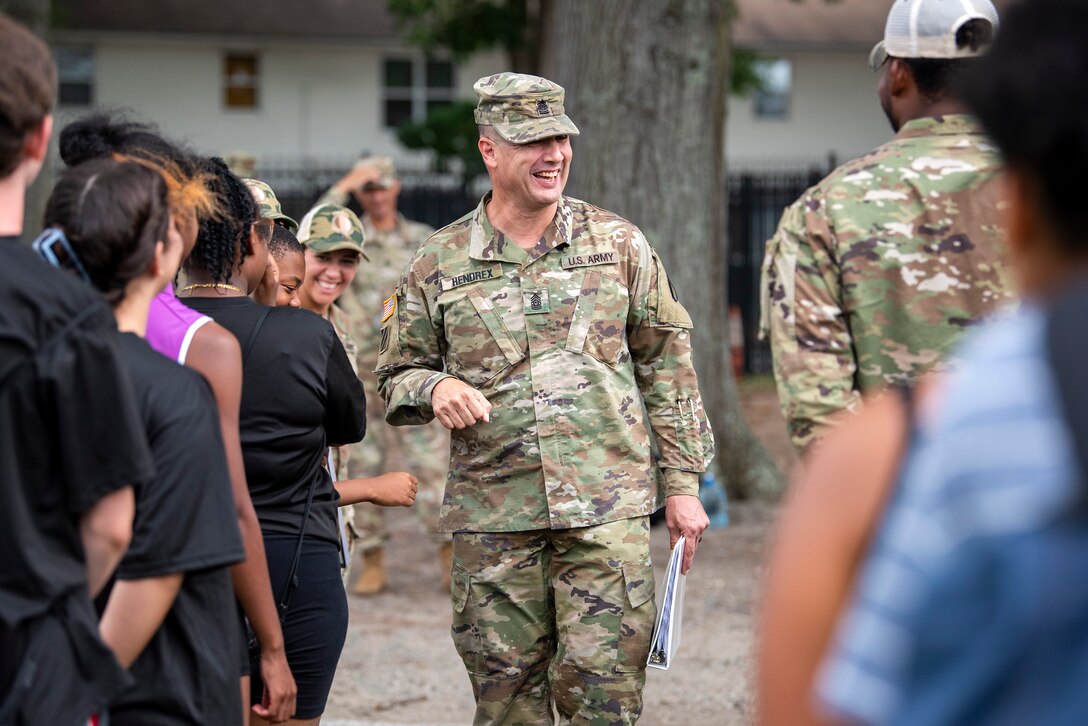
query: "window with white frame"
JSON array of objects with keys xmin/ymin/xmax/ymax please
[
  {"xmin": 753, "ymin": 58, "xmax": 792, "ymax": 120},
  {"xmin": 383, "ymin": 57, "xmax": 455, "ymax": 128},
  {"xmin": 54, "ymin": 46, "xmax": 94, "ymax": 106}
]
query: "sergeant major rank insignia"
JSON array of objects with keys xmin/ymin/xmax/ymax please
[
  {"xmin": 523, "ymin": 288, "xmax": 550, "ymax": 314},
  {"xmin": 536, "ymin": 99, "xmax": 549, "ymax": 115}
]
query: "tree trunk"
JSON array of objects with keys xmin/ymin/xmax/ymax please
[
  {"xmin": 1, "ymin": 0, "xmax": 53, "ymax": 241},
  {"xmin": 543, "ymin": 0, "xmax": 781, "ymax": 499}
]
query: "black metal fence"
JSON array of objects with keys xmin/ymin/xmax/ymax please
[
  {"xmin": 258, "ymin": 160, "xmax": 477, "ymax": 231},
  {"xmin": 256, "ymin": 160, "xmax": 829, "ymax": 375},
  {"xmin": 727, "ymin": 167, "xmax": 828, "ymax": 374}
]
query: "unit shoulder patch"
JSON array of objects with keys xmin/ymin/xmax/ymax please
[{"xmin": 652, "ymin": 254, "xmax": 693, "ymax": 329}]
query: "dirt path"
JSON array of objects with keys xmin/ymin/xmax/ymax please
[{"xmin": 325, "ymin": 379, "xmax": 794, "ymax": 725}]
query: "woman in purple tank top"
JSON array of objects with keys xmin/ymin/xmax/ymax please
[{"xmin": 147, "ymin": 288, "xmax": 212, "ymax": 364}]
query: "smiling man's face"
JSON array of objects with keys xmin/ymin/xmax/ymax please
[{"xmin": 488, "ymin": 134, "xmax": 572, "ymax": 211}]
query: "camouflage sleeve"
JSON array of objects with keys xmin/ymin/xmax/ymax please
[
  {"xmin": 627, "ymin": 232, "xmax": 715, "ymax": 498},
  {"xmin": 375, "ymin": 260, "xmax": 453, "ymax": 426},
  {"xmin": 764, "ymin": 192, "xmax": 861, "ymax": 453},
  {"xmin": 314, "ymin": 185, "xmax": 350, "ymax": 209}
]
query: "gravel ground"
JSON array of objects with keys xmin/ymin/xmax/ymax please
[{"xmin": 324, "ymin": 380, "xmax": 796, "ymax": 725}]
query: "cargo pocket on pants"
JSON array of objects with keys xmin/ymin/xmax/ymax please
[
  {"xmin": 615, "ymin": 559, "xmax": 656, "ymax": 673},
  {"xmin": 450, "ymin": 564, "xmax": 484, "ymax": 675}
]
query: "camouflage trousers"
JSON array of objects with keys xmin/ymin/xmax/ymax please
[
  {"xmin": 450, "ymin": 516, "xmax": 655, "ymax": 726},
  {"xmin": 349, "ymin": 388, "xmax": 451, "ymax": 550}
]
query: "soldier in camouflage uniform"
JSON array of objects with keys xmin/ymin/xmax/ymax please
[
  {"xmin": 317, "ymin": 158, "xmax": 452, "ymax": 596},
  {"xmin": 296, "ymin": 204, "xmax": 367, "ymax": 566},
  {"xmin": 761, "ymin": 0, "xmax": 1013, "ymax": 453},
  {"xmin": 376, "ymin": 73, "xmax": 713, "ymax": 725}
]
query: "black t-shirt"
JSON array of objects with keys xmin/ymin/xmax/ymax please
[
  {"xmin": 0, "ymin": 238, "xmax": 154, "ymax": 723},
  {"xmin": 100, "ymin": 333, "xmax": 245, "ymax": 725},
  {"xmin": 182, "ymin": 296, "xmax": 365, "ymax": 544}
]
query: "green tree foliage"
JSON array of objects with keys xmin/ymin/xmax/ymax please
[
  {"xmin": 387, "ymin": 0, "xmax": 770, "ymax": 94},
  {"xmin": 731, "ymin": 49, "xmax": 765, "ymax": 97},
  {"xmin": 396, "ymin": 100, "xmax": 486, "ymax": 183},
  {"xmin": 387, "ymin": 0, "xmax": 540, "ymax": 71}
]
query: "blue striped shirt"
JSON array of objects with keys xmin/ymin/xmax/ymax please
[{"xmin": 817, "ymin": 304, "xmax": 1078, "ymax": 724}]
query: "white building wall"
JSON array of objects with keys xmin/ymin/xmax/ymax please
[
  {"xmin": 55, "ymin": 37, "xmax": 505, "ymax": 164},
  {"xmin": 727, "ymin": 50, "xmax": 892, "ymax": 170},
  {"xmin": 54, "ymin": 39, "xmax": 890, "ymax": 173}
]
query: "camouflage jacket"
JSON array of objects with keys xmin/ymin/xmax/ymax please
[
  {"xmin": 761, "ymin": 115, "xmax": 1014, "ymax": 452},
  {"xmin": 325, "ymin": 303, "xmax": 359, "ymax": 524},
  {"xmin": 377, "ymin": 194, "xmax": 714, "ymax": 532},
  {"xmin": 350, "ymin": 214, "xmax": 434, "ymax": 391}
]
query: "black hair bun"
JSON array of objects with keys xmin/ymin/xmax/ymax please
[
  {"xmin": 58, "ymin": 111, "xmax": 176, "ymax": 168},
  {"xmin": 58, "ymin": 112, "xmax": 124, "ymax": 166}
]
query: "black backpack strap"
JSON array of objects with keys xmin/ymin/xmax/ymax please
[
  {"xmin": 241, "ymin": 306, "xmax": 272, "ymax": 366},
  {"xmin": 277, "ymin": 474, "xmax": 319, "ymax": 622},
  {"xmin": 1046, "ymin": 284, "xmax": 1088, "ymax": 500}
]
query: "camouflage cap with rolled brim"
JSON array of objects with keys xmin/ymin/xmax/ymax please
[
  {"xmin": 244, "ymin": 178, "xmax": 299, "ymax": 232},
  {"xmin": 296, "ymin": 204, "xmax": 366, "ymax": 256},
  {"xmin": 474, "ymin": 72, "xmax": 580, "ymax": 145},
  {"xmin": 355, "ymin": 155, "xmax": 397, "ymax": 190}
]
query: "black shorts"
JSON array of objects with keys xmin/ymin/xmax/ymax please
[
  {"xmin": 238, "ymin": 602, "xmax": 250, "ymax": 678},
  {"xmin": 249, "ymin": 535, "xmax": 347, "ymax": 720}
]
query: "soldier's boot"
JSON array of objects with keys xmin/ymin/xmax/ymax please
[
  {"xmin": 351, "ymin": 548, "xmax": 387, "ymax": 596},
  {"xmin": 439, "ymin": 541, "xmax": 453, "ymax": 591}
]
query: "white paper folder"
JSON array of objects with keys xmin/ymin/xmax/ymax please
[{"xmin": 647, "ymin": 535, "xmax": 686, "ymax": 671}]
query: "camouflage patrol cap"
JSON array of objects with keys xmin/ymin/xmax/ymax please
[
  {"xmin": 474, "ymin": 72, "xmax": 580, "ymax": 145},
  {"xmin": 224, "ymin": 151, "xmax": 257, "ymax": 179},
  {"xmin": 244, "ymin": 178, "xmax": 298, "ymax": 232},
  {"xmin": 356, "ymin": 155, "xmax": 397, "ymax": 190},
  {"xmin": 870, "ymin": 0, "xmax": 998, "ymax": 71},
  {"xmin": 296, "ymin": 204, "xmax": 366, "ymax": 256}
]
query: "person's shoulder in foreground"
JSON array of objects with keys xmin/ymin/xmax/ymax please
[
  {"xmin": 2, "ymin": 239, "xmax": 155, "ymax": 501},
  {"xmin": 2, "ymin": 241, "xmax": 114, "ymax": 332},
  {"xmin": 817, "ymin": 303, "xmax": 1078, "ymax": 724}
]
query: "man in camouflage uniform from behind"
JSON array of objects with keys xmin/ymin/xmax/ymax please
[
  {"xmin": 761, "ymin": 0, "xmax": 1014, "ymax": 453},
  {"xmin": 318, "ymin": 158, "xmax": 451, "ymax": 595},
  {"xmin": 377, "ymin": 73, "xmax": 713, "ymax": 725}
]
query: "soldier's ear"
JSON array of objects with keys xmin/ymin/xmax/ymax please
[
  {"xmin": 887, "ymin": 58, "xmax": 914, "ymax": 100},
  {"xmin": 478, "ymin": 135, "xmax": 500, "ymax": 170}
]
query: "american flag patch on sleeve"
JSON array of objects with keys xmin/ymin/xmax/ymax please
[{"xmin": 382, "ymin": 294, "xmax": 396, "ymax": 322}]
